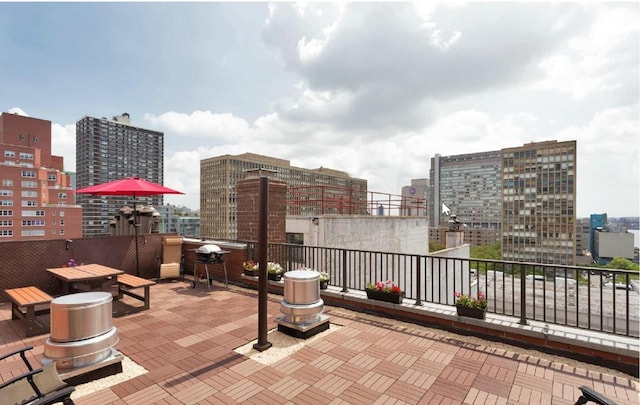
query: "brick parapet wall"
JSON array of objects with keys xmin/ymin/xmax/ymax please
[
  {"xmin": 0, "ymin": 234, "xmax": 166, "ymax": 297},
  {"xmin": 0, "ymin": 235, "xmax": 250, "ymax": 299}
]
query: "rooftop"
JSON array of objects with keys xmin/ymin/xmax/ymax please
[{"xmin": 1, "ymin": 281, "xmax": 637, "ymax": 404}]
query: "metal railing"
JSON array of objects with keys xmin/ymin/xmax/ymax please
[{"xmin": 247, "ymin": 241, "xmax": 639, "ymax": 337}]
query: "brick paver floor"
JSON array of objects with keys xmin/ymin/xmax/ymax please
[{"xmin": 1, "ymin": 281, "xmax": 638, "ymax": 404}]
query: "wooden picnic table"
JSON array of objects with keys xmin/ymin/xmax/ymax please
[{"xmin": 46, "ymin": 264, "xmax": 125, "ymax": 295}]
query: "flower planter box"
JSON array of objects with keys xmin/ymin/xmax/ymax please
[
  {"xmin": 456, "ymin": 305, "xmax": 486, "ymax": 320},
  {"xmin": 365, "ymin": 289, "xmax": 403, "ymax": 304},
  {"xmin": 268, "ymin": 273, "xmax": 283, "ymax": 281},
  {"xmin": 319, "ymin": 280, "xmax": 329, "ymax": 290},
  {"xmin": 243, "ymin": 269, "xmax": 259, "ymax": 277}
]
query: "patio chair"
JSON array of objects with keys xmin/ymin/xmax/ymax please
[
  {"xmin": 0, "ymin": 346, "xmax": 74, "ymax": 405},
  {"xmin": 574, "ymin": 386, "xmax": 616, "ymax": 405},
  {"xmin": 156, "ymin": 235, "xmax": 184, "ymax": 282}
]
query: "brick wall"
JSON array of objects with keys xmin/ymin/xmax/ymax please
[
  {"xmin": 0, "ymin": 234, "xmax": 165, "ymax": 297},
  {"xmin": 236, "ymin": 176, "xmax": 287, "ymax": 265}
]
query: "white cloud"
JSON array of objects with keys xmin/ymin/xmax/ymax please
[
  {"xmin": 51, "ymin": 123, "xmax": 76, "ymax": 172},
  {"xmin": 8, "ymin": 107, "xmax": 28, "ymax": 116},
  {"xmin": 6, "ymin": 2, "xmax": 638, "ymax": 217},
  {"xmin": 144, "ymin": 111, "xmax": 252, "ymax": 142},
  {"xmin": 529, "ymin": 4, "xmax": 639, "ymax": 99}
]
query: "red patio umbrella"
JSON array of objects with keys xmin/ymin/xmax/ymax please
[{"xmin": 74, "ymin": 176, "xmax": 184, "ymax": 276}]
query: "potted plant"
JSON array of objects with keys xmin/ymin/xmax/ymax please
[
  {"xmin": 365, "ymin": 280, "xmax": 403, "ymax": 304},
  {"xmin": 297, "ymin": 267, "xmax": 330, "ymax": 289},
  {"xmin": 242, "ymin": 260, "xmax": 259, "ymax": 277},
  {"xmin": 267, "ymin": 262, "xmax": 284, "ymax": 281},
  {"xmin": 318, "ymin": 271, "xmax": 330, "ymax": 290},
  {"xmin": 454, "ymin": 291, "xmax": 488, "ymax": 319}
]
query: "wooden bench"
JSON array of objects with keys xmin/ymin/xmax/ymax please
[
  {"xmin": 117, "ymin": 274, "xmax": 156, "ymax": 310},
  {"xmin": 4, "ymin": 286, "xmax": 53, "ymax": 337}
]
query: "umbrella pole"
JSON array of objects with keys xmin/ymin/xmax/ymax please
[{"xmin": 134, "ymin": 197, "xmax": 140, "ymax": 276}]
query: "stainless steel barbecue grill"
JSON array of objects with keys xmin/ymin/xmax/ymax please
[{"xmin": 193, "ymin": 244, "xmax": 229, "ymax": 290}]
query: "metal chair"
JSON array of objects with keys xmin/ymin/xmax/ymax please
[
  {"xmin": 574, "ymin": 386, "xmax": 617, "ymax": 405},
  {"xmin": 0, "ymin": 346, "xmax": 74, "ymax": 405}
]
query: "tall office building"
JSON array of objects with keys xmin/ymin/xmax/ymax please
[
  {"xmin": 429, "ymin": 151, "xmax": 502, "ymax": 231},
  {"xmin": 501, "ymin": 140, "xmax": 577, "ymax": 265},
  {"xmin": 0, "ymin": 112, "xmax": 82, "ymax": 241},
  {"xmin": 200, "ymin": 153, "xmax": 367, "ymax": 240},
  {"xmin": 429, "ymin": 140, "xmax": 577, "ymax": 265},
  {"xmin": 76, "ymin": 113, "xmax": 164, "ymax": 238}
]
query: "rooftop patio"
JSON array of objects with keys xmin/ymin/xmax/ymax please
[{"xmin": 1, "ymin": 280, "xmax": 637, "ymax": 405}]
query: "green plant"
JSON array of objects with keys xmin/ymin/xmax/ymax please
[
  {"xmin": 266, "ymin": 262, "xmax": 284, "ymax": 275},
  {"xmin": 366, "ymin": 280, "xmax": 403, "ymax": 294},
  {"xmin": 243, "ymin": 261, "xmax": 257, "ymax": 271},
  {"xmin": 454, "ymin": 292, "xmax": 487, "ymax": 310}
]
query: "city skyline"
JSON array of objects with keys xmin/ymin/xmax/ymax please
[{"xmin": 0, "ymin": 2, "xmax": 638, "ymax": 217}]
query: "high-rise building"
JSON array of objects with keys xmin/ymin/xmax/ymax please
[
  {"xmin": 501, "ymin": 140, "xmax": 577, "ymax": 265},
  {"xmin": 428, "ymin": 140, "xmax": 577, "ymax": 265},
  {"xmin": 200, "ymin": 153, "xmax": 367, "ymax": 240},
  {"xmin": 0, "ymin": 112, "xmax": 82, "ymax": 241},
  {"xmin": 76, "ymin": 113, "xmax": 164, "ymax": 238},
  {"xmin": 429, "ymin": 151, "xmax": 502, "ymax": 230},
  {"xmin": 589, "ymin": 213, "xmax": 607, "ymax": 255},
  {"xmin": 400, "ymin": 178, "xmax": 428, "ymax": 216}
]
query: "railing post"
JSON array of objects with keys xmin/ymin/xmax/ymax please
[
  {"xmin": 519, "ymin": 264, "xmax": 528, "ymax": 325},
  {"xmin": 415, "ymin": 255, "xmax": 422, "ymax": 306},
  {"xmin": 341, "ymin": 249, "xmax": 348, "ymax": 293}
]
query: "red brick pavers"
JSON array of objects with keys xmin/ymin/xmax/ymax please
[{"xmin": 1, "ymin": 282, "xmax": 638, "ymax": 404}]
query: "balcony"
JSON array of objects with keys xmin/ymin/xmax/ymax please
[{"xmin": 0, "ymin": 235, "xmax": 637, "ymax": 403}]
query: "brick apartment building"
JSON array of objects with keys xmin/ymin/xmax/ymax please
[{"xmin": 0, "ymin": 112, "xmax": 82, "ymax": 241}]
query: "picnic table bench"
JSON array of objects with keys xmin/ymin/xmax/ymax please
[
  {"xmin": 117, "ymin": 274, "xmax": 156, "ymax": 310},
  {"xmin": 4, "ymin": 286, "xmax": 53, "ymax": 337}
]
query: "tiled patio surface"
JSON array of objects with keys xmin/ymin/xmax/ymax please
[{"xmin": 1, "ymin": 281, "xmax": 638, "ymax": 404}]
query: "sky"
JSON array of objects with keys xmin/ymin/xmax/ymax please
[{"xmin": 1, "ymin": 2, "xmax": 638, "ymax": 218}]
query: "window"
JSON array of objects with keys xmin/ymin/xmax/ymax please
[
  {"xmin": 21, "ymin": 171, "xmax": 36, "ymax": 178},
  {"xmin": 21, "ymin": 181, "xmax": 37, "ymax": 188},
  {"xmin": 0, "ymin": 230, "xmax": 13, "ymax": 237},
  {"xmin": 19, "ymin": 152, "xmax": 34, "ymax": 160},
  {"xmin": 60, "ymin": 229, "xmax": 64, "ymax": 235},
  {"xmin": 58, "ymin": 193, "xmax": 67, "ymax": 199},
  {"xmin": 60, "ymin": 219, "xmax": 64, "ymax": 226},
  {"xmin": 0, "ymin": 200, "xmax": 13, "ymax": 206},
  {"xmin": 21, "ymin": 229, "xmax": 44, "ymax": 236},
  {"xmin": 48, "ymin": 174, "xmax": 57, "ymax": 181},
  {"xmin": 22, "ymin": 219, "xmax": 45, "ymax": 226},
  {"xmin": 52, "ymin": 229, "xmax": 56, "ymax": 234},
  {"xmin": 2, "ymin": 179, "xmax": 12, "ymax": 186},
  {"xmin": 59, "ymin": 211, "xmax": 64, "ymax": 217},
  {"xmin": 23, "ymin": 210, "xmax": 36, "ymax": 216},
  {"xmin": 0, "ymin": 210, "xmax": 13, "ymax": 216},
  {"xmin": 18, "ymin": 134, "xmax": 25, "ymax": 140},
  {"xmin": 0, "ymin": 190, "xmax": 13, "ymax": 196},
  {"xmin": 21, "ymin": 191, "xmax": 37, "ymax": 197},
  {"xmin": 0, "ymin": 220, "xmax": 12, "ymax": 226},
  {"xmin": 21, "ymin": 201, "xmax": 37, "ymax": 207},
  {"xmin": 32, "ymin": 136, "xmax": 39, "ymax": 143},
  {"xmin": 4, "ymin": 151, "xmax": 15, "ymax": 157}
]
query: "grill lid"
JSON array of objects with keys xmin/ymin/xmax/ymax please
[{"xmin": 196, "ymin": 244, "xmax": 221, "ymax": 254}]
